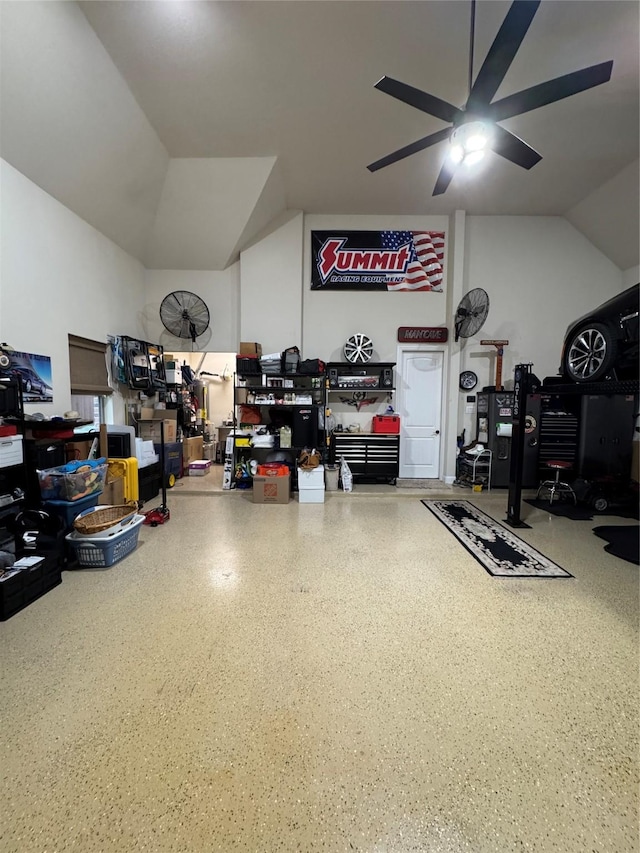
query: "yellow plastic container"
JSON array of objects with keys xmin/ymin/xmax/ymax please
[{"xmin": 108, "ymin": 457, "xmax": 139, "ymax": 503}]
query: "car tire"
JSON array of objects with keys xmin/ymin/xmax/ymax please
[
  {"xmin": 24, "ymin": 379, "xmax": 32, "ymax": 392},
  {"xmin": 593, "ymin": 496, "xmax": 609, "ymax": 512},
  {"xmin": 563, "ymin": 322, "xmax": 619, "ymax": 382}
]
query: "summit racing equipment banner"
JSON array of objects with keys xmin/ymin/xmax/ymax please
[{"xmin": 311, "ymin": 230, "xmax": 445, "ymax": 291}]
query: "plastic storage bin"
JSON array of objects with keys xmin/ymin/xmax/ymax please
[
  {"xmin": 0, "ymin": 434, "xmax": 23, "ymax": 468},
  {"xmin": 66, "ymin": 514, "xmax": 145, "ymax": 568},
  {"xmin": 236, "ymin": 355, "xmax": 261, "ymax": 376},
  {"xmin": 44, "ymin": 493, "xmax": 101, "ymax": 528},
  {"xmin": 38, "ymin": 458, "xmax": 107, "ymax": 501}
]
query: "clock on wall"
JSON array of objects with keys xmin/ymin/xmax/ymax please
[{"xmin": 459, "ymin": 370, "xmax": 478, "ymax": 391}]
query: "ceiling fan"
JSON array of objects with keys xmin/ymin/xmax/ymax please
[{"xmin": 367, "ymin": 0, "xmax": 613, "ymax": 196}]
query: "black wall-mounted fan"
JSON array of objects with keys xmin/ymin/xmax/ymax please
[
  {"xmin": 160, "ymin": 291, "xmax": 210, "ymax": 344},
  {"xmin": 454, "ymin": 288, "xmax": 489, "ymax": 342},
  {"xmin": 367, "ymin": 0, "xmax": 613, "ymax": 196}
]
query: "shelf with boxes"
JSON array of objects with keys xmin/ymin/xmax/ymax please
[
  {"xmin": 232, "ymin": 345, "xmax": 325, "ymax": 490},
  {"xmin": 0, "ymin": 378, "xmax": 68, "ymax": 620}
]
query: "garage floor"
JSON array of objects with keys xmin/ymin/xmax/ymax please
[{"xmin": 1, "ymin": 489, "xmax": 637, "ymax": 852}]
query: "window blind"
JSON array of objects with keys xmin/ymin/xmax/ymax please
[{"xmin": 68, "ymin": 335, "xmax": 112, "ymax": 396}]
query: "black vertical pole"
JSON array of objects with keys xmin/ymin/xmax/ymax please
[
  {"xmin": 505, "ymin": 363, "xmax": 532, "ymax": 528},
  {"xmin": 160, "ymin": 418, "xmax": 167, "ymax": 510}
]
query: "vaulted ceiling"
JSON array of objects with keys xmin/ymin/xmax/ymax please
[{"xmin": 1, "ymin": 1, "xmax": 638, "ymax": 270}]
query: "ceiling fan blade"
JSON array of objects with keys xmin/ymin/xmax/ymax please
[
  {"xmin": 466, "ymin": 0, "xmax": 540, "ymax": 112},
  {"xmin": 488, "ymin": 61, "xmax": 614, "ymax": 121},
  {"xmin": 491, "ymin": 124, "xmax": 542, "ymax": 169},
  {"xmin": 375, "ymin": 76, "xmax": 462, "ymax": 124},
  {"xmin": 432, "ymin": 159, "xmax": 457, "ymax": 196},
  {"xmin": 367, "ymin": 127, "xmax": 452, "ymax": 172}
]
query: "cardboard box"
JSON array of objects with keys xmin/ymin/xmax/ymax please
[
  {"xmin": 253, "ymin": 473, "xmax": 290, "ymax": 504},
  {"xmin": 240, "ymin": 342, "xmax": 263, "ymax": 357},
  {"xmin": 189, "ymin": 459, "xmax": 211, "ymax": 476},
  {"xmin": 98, "ymin": 477, "xmax": 125, "ymax": 506},
  {"xmin": 298, "ymin": 489, "xmax": 325, "ymax": 504},
  {"xmin": 138, "ymin": 419, "xmax": 177, "ymax": 443},
  {"xmin": 65, "ymin": 441, "xmax": 91, "ymax": 462},
  {"xmin": 140, "ymin": 408, "xmax": 178, "ymax": 422},
  {"xmin": 297, "ymin": 465, "xmax": 325, "ymax": 489},
  {"xmin": 182, "ymin": 435, "xmax": 204, "ymax": 466}
]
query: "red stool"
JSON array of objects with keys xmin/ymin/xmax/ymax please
[{"xmin": 536, "ymin": 460, "xmax": 576, "ymax": 505}]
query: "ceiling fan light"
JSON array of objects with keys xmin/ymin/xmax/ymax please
[
  {"xmin": 463, "ymin": 150, "xmax": 485, "ymax": 167},
  {"xmin": 450, "ymin": 144, "xmax": 464, "ymax": 164},
  {"xmin": 466, "ymin": 131, "xmax": 488, "ymax": 152}
]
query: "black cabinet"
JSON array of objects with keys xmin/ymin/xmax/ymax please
[
  {"xmin": 0, "ymin": 378, "xmax": 26, "ymax": 528},
  {"xmin": 0, "ymin": 379, "xmax": 64, "ymax": 620},
  {"xmin": 577, "ymin": 394, "xmax": 635, "ymax": 480},
  {"xmin": 331, "ymin": 432, "xmax": 399, "ymax": 483}
]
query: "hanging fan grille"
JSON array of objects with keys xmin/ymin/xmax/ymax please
[
  {"xmin": 454, "ymin": 288, "xmax": 490, "ymax": 341},
  {"xmin": 160, "ymin": 291, "xmax": 210, "ymax": 344}
]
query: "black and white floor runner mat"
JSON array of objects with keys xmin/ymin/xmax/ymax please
[{"xmin": 422, "ymin": 500, "xmax": 573, "ymax": 578}]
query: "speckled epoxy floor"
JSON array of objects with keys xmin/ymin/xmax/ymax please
[{"xmin": 1, "ymin": 491, "xmax": 638, "ymax": 852}]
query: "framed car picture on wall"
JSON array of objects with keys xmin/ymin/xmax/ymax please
[{"xmin": 5, "ymin": 351, "xmax": 53, "ymax": 403}]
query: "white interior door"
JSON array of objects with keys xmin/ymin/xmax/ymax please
[{"xmin": 397, "ymin": 348, "xmax": 444, "ymax": 478}]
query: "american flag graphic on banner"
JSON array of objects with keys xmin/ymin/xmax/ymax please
[{"xmin": 381, "ymin": 231, "xmax": 444, "ymax": 291}]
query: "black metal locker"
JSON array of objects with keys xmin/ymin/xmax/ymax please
[
  {"xmin": 292, "ymin": 407, "xmax": 318, "ymax": 449},
  {"xmin": 577, "ymin": 394, "xmax": 635, "ymax": 480}
]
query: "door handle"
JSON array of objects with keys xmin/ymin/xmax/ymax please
[{"xmin": 434, "ymin": 430, "xmax": 440, "ymax": 435}]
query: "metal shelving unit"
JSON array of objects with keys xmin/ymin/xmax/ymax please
[{"xmin": 456, "ymin": 448, "xmax": 493, "ymax": 491}]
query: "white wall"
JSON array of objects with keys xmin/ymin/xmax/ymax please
[
  {"xmin": 0, "ymin": 160, "xmax": 147, "ymax": 416},
  {"xmin": 0, "ymin": 0, "xmax": 169, "ymax": 262},
  {"xmin": 240, "ymin": 212, "xmax": 304, "ymax": 355},
  {"xmin": 623, "ymin": 265, "xmax": 639, "ymax": 287},
  {"xmin": 564, "ymin": 159, "xmax": 640, "ymax": 272},
  {"xmin": 142, "ymin": 268, "xmax": 240, "ymax": 354}
]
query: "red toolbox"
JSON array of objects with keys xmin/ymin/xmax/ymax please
[{"xmin": 372, "ymin": 415, "xmax": 400, "ymax": 434}]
